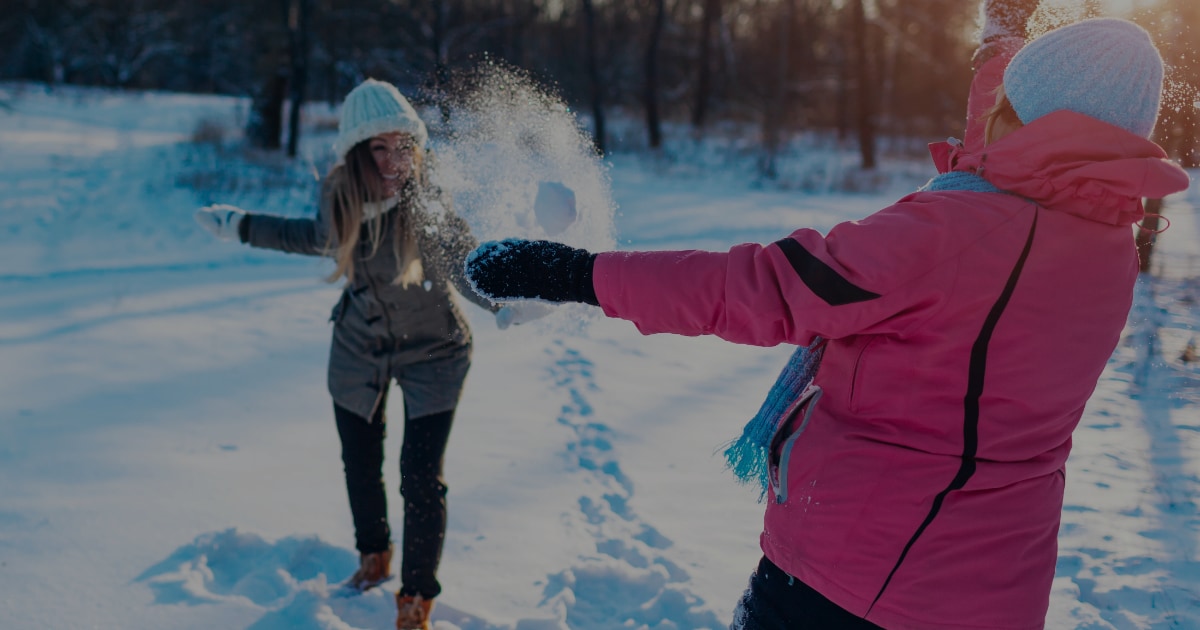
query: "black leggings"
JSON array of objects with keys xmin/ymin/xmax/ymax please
[
  {"xmin": 731, "ymin": 556, "xmax": 884, "ymax": 629},
  {"xmin": 334, "ymin": 401, "xmax": 455, "ymax": 599}
]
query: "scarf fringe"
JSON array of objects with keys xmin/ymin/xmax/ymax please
[{"xmin": 723, "ymin": 339, "xmax": 825, "ymax": 502}]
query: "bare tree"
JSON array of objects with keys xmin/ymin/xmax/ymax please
[
  {"xmin": 428, "ymin": 0, "xmax": 452, "ymax": 119},
  {"xmin": 643, "ymin": 0, "xmax": 666, "ymax": 149},
  {"xmin": 286, "ymin": 0, "xmax": 312, "ymax": 157},
  {"xmin": 246, "ymin": 0, "xmax": 292, "ymax": 150},
  {"xmin": 94, "ymin": 9, "xmax": 179, "ymax": 87},
  {"xmin": 581, "ymin": 0, "xmax": 607, "ymax": 154},
  {"xmin": 17, "ymin": 12, "xmax": 68, "ymax": 83},
  {"xmin": 691, "ymin": 0, "xmax": 721, "ymax": 129},
  {"xmin": 40, "ymin": 0, "xmax": 181, "ymax": 88},
  {"xmin": 1136, "ymin": 197, "xmax": 1165, "ymax": 274},
  {"xmin": 175, "ymin": 1, "xmax": 252, "ymax": 94},
  {"xmin": 760, "ymin": 0, "xmax": 795, "ymax": 178},
  {"xmin": 851, "ymin": 0, "xmax": 876, "ymax": 169},
  {"xmin": 1169, "ymin": 0, "xmax": 1200, "ymax": 168},
  {"xmin": 0, "ymin": 0, "xmax": 991, "ymax": 159}
]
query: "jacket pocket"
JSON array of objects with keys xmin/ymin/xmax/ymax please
[
  {"xmin": 848, "ymin": 336, "xmax": 880, "ymax": 412},
  {"xmin": 767, "ymin": 383, "xmax": 823, "ymax": 504}
]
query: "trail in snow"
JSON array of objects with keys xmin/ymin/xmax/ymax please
[{"xmin": 536, "ymin": 340, "xmax": 724, "ymax": 628}]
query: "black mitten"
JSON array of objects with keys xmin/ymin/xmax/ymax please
[{"xmin": 465, "ymin": 239, "xmax": 599, "ymax": 305}]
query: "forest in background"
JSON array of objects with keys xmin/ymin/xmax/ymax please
[{"xmin": 3, "ymin": 0, "xmax": 1198, "ymax": 169}]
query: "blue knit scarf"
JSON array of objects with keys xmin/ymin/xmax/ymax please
[
  {"xmin": 723, "ymin": 340, "xmax": 826, "ymax": 501},
  {"xmin": 722, "ymin": 169, "xmax": 1002, "ymax": 500},
  {"xmin": 919, "ymin": 170, "xmax": 1003, "ymax": 193}
]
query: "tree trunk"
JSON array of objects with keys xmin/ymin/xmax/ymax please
[
  {"xmin": 581, "ymin": 0, "xmax": 606, "ymax": 155},
  {"xmin": 248, "ymin": 73, "xmax": 285, "ymax": 149},
  {"xmin": 851, "ymin": 0, "xmax": 876, "ymax": 170},
  {"xmin": 1136, "ymin": 197, "xmax": 1165, "ymax": 274},
  {"xmin": 248, "ymin": 70, "xmax": 288, "ymax": 150},
  {"xmin": 692, "ymin": 0, "xmax": 721, "ymax": 129},
  {"xmin": 927, "ymin": 0, "xmax": 949, "ymax": 135},
  {"xmin": 761, "ymin": 0, "xmax": 794, "ymax": 178},
  {"xmin": 835, "ymin": 9, "xmax": 850, "ymax": 143},
  {"xmin": 286, "ymin": 0, "xmax": 312, "ymax": 158},
  {"xmin": 246, "ymin": 1, "xmax": 290, "ymax": 150},
  {"xmin": 1171, "ymin": 0, "xmax": 1200, "ymax": 167},
  {"xmin": 433, "ymin": 0, "xmax": 452, "ymax": 123},
  {"xmin": 644, "ymin": 0, "xmax": 666, "ymax": 149}
]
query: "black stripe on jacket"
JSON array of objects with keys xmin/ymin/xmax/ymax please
[
  {"xmin": 868, "ymin": 206, "xmax": 1040, "ymax": 612},
  {"xmin": 773, "ymin": 238, "xmax": 881, "ymax": 306}
]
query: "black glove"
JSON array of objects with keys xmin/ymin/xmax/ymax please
[
  {"xmin": 465, "ymin": 239, "xmax": 599, "ymax": 305},
  {"xmin": 983, "ymin": 0, "xmax": 1040, "ymax": 41},
  {"xmin": 975, "ymin": 0, "xmax": 1040, "ymax": 69}
]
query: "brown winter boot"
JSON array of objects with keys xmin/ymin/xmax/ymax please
[
  {"xmin": 395, "ymin": 593, "xmax": 435, "ymax": 630},
  {"xmin": 346, "ymin": 544, "xmax": 393, "ymax": 592}
]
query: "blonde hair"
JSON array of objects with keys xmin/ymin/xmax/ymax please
[
  {"xmin": 324, "ymin": 137, "xmax": 426, "ymax": 287},
  {"xmin": 982, "ymin": 85, "xmax": 1024, "ymax": 146}
]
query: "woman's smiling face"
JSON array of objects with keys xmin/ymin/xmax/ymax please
[{"xmin": 368, "ymin": 132, "xmax": 417, "ymax": 195}]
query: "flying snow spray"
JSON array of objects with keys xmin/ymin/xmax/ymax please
[
  {"xmin": 424, "ymin": 62, "xmax": 615, "ymax": 252},
  {"xmin": 423, "ymin": 62, "xmax": 616, "ymax": 332}
]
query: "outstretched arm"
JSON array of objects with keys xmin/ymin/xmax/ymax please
[
  {"xmin": 240, "ymin": 184, "xmax": 335, "ymax": 256},
  {"xmin": 964, "ymin": 0, "xmax": 1039, "ymax": 151},
  {"xmin": 464, "ymin": 194, "xmax": 1012, "ymax": 348},
  {"xmin": 241, "ymin": 213, "xmax": 330, "ymax": 256},
  {"xmin": 196, "ymin": 183, "xmax": 335, "ymax": 257}
]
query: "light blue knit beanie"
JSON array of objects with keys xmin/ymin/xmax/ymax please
[
  {"xmin": 334, "ymin": 78, "xmax": 429, "ymax": 160},
  {"xmin": 1003, "ymin": 18, "xmax": 1164, "ymax": 138}
]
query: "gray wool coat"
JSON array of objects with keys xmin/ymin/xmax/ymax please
[{"xmin": 243, "ymin": 184, "xmax": 498, "ymax": 421}]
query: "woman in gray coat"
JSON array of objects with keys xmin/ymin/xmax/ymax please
[{"xmin": 195, "ymin": 78, "xmax": 535, "ymax": 630}]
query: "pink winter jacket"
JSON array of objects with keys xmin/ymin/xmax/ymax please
[{"xmin": 592, "ymin": 116, "xmax": 1189, "ymax": 627}]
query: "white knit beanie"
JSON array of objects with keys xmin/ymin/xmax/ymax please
[
  {"xmin": 334, "ymin": 79, "xmax": 429, "ymax": 160},
  {"xmin": 1004, "ymin": 18, "xmax": 1164, "ymax": 138}
]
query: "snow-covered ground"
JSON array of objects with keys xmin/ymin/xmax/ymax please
[{"xmin": 1, "ymin": 81, "xmax": 1198, "ymax": 630}]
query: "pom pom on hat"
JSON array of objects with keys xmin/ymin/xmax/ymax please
[
  {"xmin": 334, "ymin": 79, "xmax": 429, "ymax": 160},
  {"xmin": 1004, "ymin": 18, "xmax": 1165, "ymax": 138}
]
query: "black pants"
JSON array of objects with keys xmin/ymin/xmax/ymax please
[
  {"xmin": 334, "ymin": 400, "xmax": 455, "ymax": 599},
  {"xmin": 731, "ymin": 556, "xmax": 884, "ymax": 630}
]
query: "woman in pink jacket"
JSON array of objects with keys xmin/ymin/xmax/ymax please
[{"xmin": 465, "ymin": 7, "xmax": 1190, "ymax": 630}]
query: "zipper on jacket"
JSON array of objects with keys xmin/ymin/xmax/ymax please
[
  {"xmin": 361, "ymin": 208, "xmax": 400, "ymax": 419},
  {"xmin": 868, "ymin": 206, "xmax": 1040, "ymax": 613},
  {"xmin": 769, "ymin": 384, "xmax": 824, "ymax": 503}
]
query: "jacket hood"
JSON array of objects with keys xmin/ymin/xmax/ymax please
[{"xmin": 930, "ymin": 110, "xmax": 1190, "ymax": 226}]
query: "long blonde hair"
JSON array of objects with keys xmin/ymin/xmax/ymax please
[
  {"xmin": 324, "ymin": 139, "xmax": 426, "ymax": 286},
  {"xmin": 982, "ymin": 85, "xmax": 1024, "ymax": 146}
]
